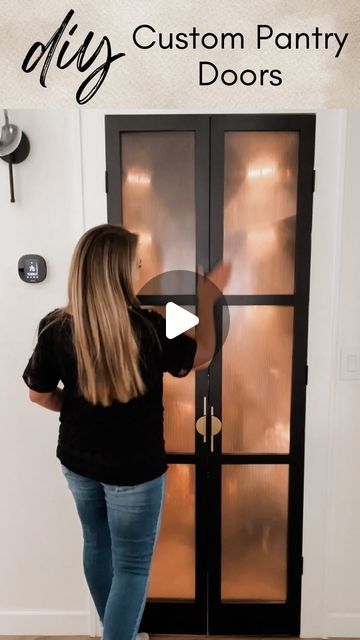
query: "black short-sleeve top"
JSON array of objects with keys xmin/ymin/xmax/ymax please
[{"xmin": 22, "ymin": 307, "xmax": 197, "ymax": 485}]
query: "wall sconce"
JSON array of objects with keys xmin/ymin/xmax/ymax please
[{"xmin": 0, "ymin": 110, "xmax": 30, "ymax": 203}]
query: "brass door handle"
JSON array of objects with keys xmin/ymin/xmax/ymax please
[
  {"xmin": 210, "ymin": 406, "xmax": 222, "ymax": 452},
  {"xmin": 196, "ymin": 396, "xmax": 207, "ymax": 443}
]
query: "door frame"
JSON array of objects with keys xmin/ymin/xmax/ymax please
[{"xmin": 103, "ymin": 113, "xmax": 316, "ymax": 636}]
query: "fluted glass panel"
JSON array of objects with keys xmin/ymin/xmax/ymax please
[
  {"xmin": 223, "ymin": 131, "xmax": 299, "ymax": 294},
  {"xmin": 121, "ymin": 132, "xmax": 196, "ymax": 294},
  {"xmin": 148, "ymin": 464, "xmax": 196, "ymax": 599},
  {"xmin": 222, "ymin": 464, "xmax": 289, "ymax": 601},
  {"xmin": 222, "ymin": 305, "xmax": 293, "ymax": 453}
]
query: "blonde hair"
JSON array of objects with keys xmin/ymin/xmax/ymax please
[{"xmin": 56, "ymin": 224, "xmax": 145, "ymax": 406}]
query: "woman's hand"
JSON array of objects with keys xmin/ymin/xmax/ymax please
[
  {"xmin": 192, "ymin": 260, "xmax": 232, "ymax": 370},
  {"xmin": 207, "ymin": 260, "xmax": 232, "ymax": 292},
  {"xmin": 197, "ymin": 261, "xmax": 232, "ymax": 300}
]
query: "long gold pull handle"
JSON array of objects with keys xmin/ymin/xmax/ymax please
[
  {"xmin": 210, "ymin": 406, "xmax": 222, "ymax": 452},
  {"xmin": 195, "ymin": 396, "xmax": 207, "ymax": 443}
]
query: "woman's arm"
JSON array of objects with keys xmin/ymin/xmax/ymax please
[
  {"xmin": 29, "ymin": 387, "xmax": 64, "ymax": 412},
  {"xmin": 192, "ymin": 262, "xmax": 231, "ymax": 369}
]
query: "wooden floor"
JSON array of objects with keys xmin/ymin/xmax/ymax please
[
  {"xmin": 0, "ymin": 636, "xmax": 315, "ymax": 640},
  {"xmin": 0, "ymin": 634, "xmax": 352, "ymax": 640},
  {"xmin": 0, "ymin": 636, "xmax": 351, "ymax": 639}
]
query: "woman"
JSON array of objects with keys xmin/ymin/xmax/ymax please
[{"xmin": 22, "ymin": 223, "xmax": 230, "ymax": 640}]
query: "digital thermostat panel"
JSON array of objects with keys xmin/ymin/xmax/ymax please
[{"xmin": 18, "ymin": 255, "xmax": 47, "ymax": 283}]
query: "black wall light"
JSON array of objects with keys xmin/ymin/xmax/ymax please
[{"xmin": 0, "ymin": 109, "xmax": 30, "ymax": 203}]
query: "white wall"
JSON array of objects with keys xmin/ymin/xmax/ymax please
[
  {"xmin": 300, "ymin": 110, "xmax": 360, "ymax": 638},
  {"xmin": 322, "ymin": 110, "xmax": 360, "ymax": 636},
  {"xmin": 0, "ymin": 107, "xmax": 359, "ymax": 637},
  {"xmin": 0, "ymin": 110, "xmax": 89, "ymax": 634}
]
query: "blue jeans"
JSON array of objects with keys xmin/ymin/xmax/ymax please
[{"xmin": 60, "ymin": 463, "xmax": 166, "ymax": 640}]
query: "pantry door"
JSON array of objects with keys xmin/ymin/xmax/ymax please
[
  {"xmin": 104, "ymin": 113, "xmax": 316, "ymax": 636},
  {"xmin": 105, "ymin": 114, "xmax": 210, "ymax": 634},
  {"xmin": 207, "ymin": 115, "xmax": 315, "ymax": 635}
]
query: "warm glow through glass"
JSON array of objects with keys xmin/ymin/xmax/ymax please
[
  {"xmin": 121, "ymin": 132, "xmax": 196, "ymax": 293},
  {"xmin": 148, "ymin": 464, "xmax": 196, "ymax": 599},
  {"xmin": 126, "ymin": 170, "xmax": 151, "ymax": 185},
  {"xmin": 222, "ymin": 306, "xmax": 293, "ymax": 454},
  {"xmin": 223, "ymin": 131, "xmax": 299, "ymax": 294},
  {"xmin": 221, "ymin": 464, "xmax": 289, "ymax": 601}
]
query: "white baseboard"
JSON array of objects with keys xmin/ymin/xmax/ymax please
[
  {"xmin": 0, "ymin": 609, "xmax": 90, "ymax": 635},
  {"xmin": 89, "ymin": 597, "xmax": 103, "ymax": 637},
  {"xmin": 325, "ymin": 612, "xmax": 360, "ymax": 638},
  {"xmin": 1, "ymin": 608, "xmax": 358, "ymax": 637}
]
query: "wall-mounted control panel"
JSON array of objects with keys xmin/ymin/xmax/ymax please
[{"xmin": 18, "ymin": 255, "xmax": 47, "ymax": 283}]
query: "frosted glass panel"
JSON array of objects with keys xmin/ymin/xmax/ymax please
[
  {"xmin": 121, "ymin": 132, "xmax": 196, "ymax": 293},
  {"xmin": 148, "ymin": 464, "xmax": 196, "ymax": 599},
  {"xmin": 222, "ymin": 464, "xmax": 289, "ymax": 601},
  {"xmin": 223, "ymin": 131, "xmax": 299, "ymax": 294},
  {"xmin": 222, "ymin": 305, "xmax": 293, "ymax": 454}
]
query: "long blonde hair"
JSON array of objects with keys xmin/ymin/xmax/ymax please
[{"xmin": 59, "ymin": 224, "xmax": 145, "ymax": 406}]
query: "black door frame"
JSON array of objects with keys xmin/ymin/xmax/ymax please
[{"xmin": 104, "ymin": 113, "xmax": 316, "ymax": 636}]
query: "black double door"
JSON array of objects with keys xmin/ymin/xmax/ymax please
[{"xmin": 105, "ymin": 114, "xmax": 315, "ymax": 636}]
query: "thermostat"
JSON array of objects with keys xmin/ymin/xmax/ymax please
[{"xmin": 18, "ymin": 254, "xmax": 47, "ymax": 283}]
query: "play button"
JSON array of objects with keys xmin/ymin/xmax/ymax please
[
  {"xmin": 166, "ymin": 302, "xmax": 199, "ymax": 339},
  {"xmin": 138, "ymin": 269, "xmax": 230, "ymax": 362}
]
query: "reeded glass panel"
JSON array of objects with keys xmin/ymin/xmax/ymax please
[
  {"xmin": 222, "ymin": 464, "xmax": 289, "ymax": 601},
  {"xmin": 223, "ymin": 131, "xmax": 299, "ymax": 294},
  {"xmin": 222, "ymin": 306, "xmax": 293, "ymax": 454},
  {"xmin": 121, "ymin": 132, "xmax": 196, "ymax": 293},
  {"xmin": 148, "ymin": 464, "xmax": 196, "ymax": 599}
]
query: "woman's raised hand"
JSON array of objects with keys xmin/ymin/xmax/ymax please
[{"xmin": 197, "ymin": 261, "xmax": 232, "ymax": 299}]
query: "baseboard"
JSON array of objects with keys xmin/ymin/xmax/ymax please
[
  {"xmin": 325, "ymin": 613, "xmax": 360, "ymax": 638},
  {"xmin": 0, "ymin": 609, "xmax": 90, "ymax": 635}
]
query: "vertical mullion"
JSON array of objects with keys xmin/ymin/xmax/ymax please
[
  {"xmin": 105, "ymin": 120, "xmax": 121, "ymax": 225},
  {"xmin": 208, "ymin": 115, "xmax": 225, "ymax": 628},
  {"xmin": 194, "ymin": 115, "xmax": 211, "ymax": 625}
]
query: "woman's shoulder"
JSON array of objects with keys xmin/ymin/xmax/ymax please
[{"xmin": 38, "ymin": 308, "xmax": 70, "ymax": 336}]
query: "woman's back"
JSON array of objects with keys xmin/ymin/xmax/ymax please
[{"xmin": 22, "ymin": 306, "xmax": 196, "ymax": 485}]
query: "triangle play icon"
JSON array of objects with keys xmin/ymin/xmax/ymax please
[{"xmin": 165, "ymin": 302, "xmax": 199, "ymax": 339}]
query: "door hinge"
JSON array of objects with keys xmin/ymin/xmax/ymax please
[
  {"xmin": 105, "ymin": 170, "xmax": 108, "ymax": 194},
  {"xmin": 312, "ymin": 169, "xmax": 316, "ymax": 192},
  {"xmin": 305, "ymin": 364, "xmax": 308, "ymax": 386}
]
